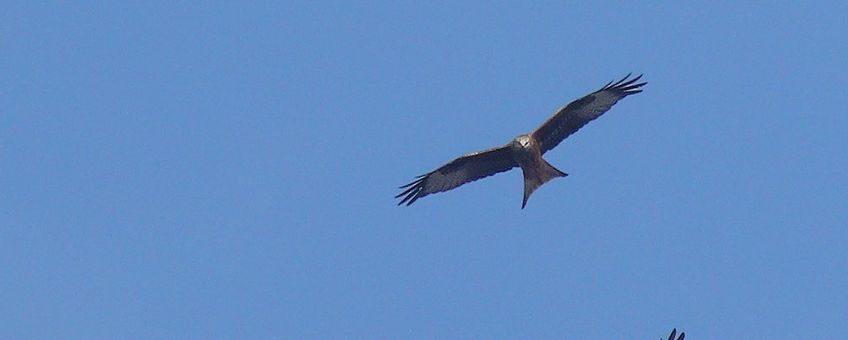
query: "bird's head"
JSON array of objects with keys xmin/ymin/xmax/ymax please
[{"xmin": 512, "ymin": 135, "xmax": 531, "ymax": 149}]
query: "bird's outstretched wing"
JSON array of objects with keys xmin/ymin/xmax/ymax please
[
  {"xmin": 664, "ymin": 328, "xmax": 685, "ymax": 340},
  {"xmin": 396, "ymin": 146, "xmax": 517, "ymax": 206},
  {"xmin": 531, "ymin": 74, "xmax": 646, "ymax": 154}
]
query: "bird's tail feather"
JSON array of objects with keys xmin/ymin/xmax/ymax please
[{"xmin": 521, "ymin": 160, "xmax": 567, "ymax": 209}]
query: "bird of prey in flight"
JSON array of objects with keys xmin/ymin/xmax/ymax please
[{"xmin": 397, "ymin": 74, "xmax": 646, "ymax": 208}]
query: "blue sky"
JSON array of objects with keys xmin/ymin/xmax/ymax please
[{"xmin": 2, "ymin": 2, "xmax": 847, "ymax": 339}]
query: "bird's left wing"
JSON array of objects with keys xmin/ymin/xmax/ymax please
[
  {"xmin": 532, "ymin": 74, "xmax": 646, "ymax": 154},
  {"xmin": 396, "ymin": 146, "xmax": 517, "ymax": 206}
]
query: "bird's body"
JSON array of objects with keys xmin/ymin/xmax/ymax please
[
  {"xmin": 397, "ymin": 74, "xmax": 646, "ymax": 208},
  {"xmin": 509, "ymin": 134, "xmax": 567, "ymax": 208}
]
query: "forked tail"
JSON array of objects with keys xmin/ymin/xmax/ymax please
[{"xmin": 522, "ymin": 159, "xmax": 567, "ymax": 209}]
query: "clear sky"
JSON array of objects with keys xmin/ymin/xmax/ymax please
[{"xmin": 2, "ymin": 2, "xmax": 847, "ymax": 339}]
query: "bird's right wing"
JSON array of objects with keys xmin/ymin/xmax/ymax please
[{"xmin": 396, "ymin": 146, "xmax": 518, "ymax": 206}]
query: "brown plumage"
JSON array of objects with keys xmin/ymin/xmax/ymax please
[{"xmin": 397, "ymin": 74, "xmax": 646, "ymax": 208}]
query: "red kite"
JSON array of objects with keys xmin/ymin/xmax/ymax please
[{"xmin": 397, "ymin": 74, "xmax": 646, "ymax": 208}]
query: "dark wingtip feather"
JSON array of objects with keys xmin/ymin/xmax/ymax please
[
  {"xmin": 406, "ymin": 192, "xmax": 421, "ymax": 205},
  {"xmin": 398, "ymin": 178, "xmax": 420, "ymax": 189},
  {"xmin": 600, "ymin": 73, "xmax": 647, "ymax": 96},
  {"xmin": 627, "ymin": 73, "xmax": 643, "ymax": 84},
  {"xmin": 396, "ymin": 188, "xmax": 417, "ymax": 206},
  {"xmin": 396, "ymin": 175, "xmax": 427, "ymax": 206},
  {"xmin": 396, "ymin": 177, "xmax": 424, "ymax": 194},
  {"xmin": 618, "ymin": 74, "xmax": 642, "ymax": 88},
  {"xmin": 664, "ymin": 328, "xmax": 685, "ymax": 340}
]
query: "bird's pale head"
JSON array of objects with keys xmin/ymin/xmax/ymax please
[{"xmin": 512, "ymin": 135, "xmax": 531, "ymax": 149}]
